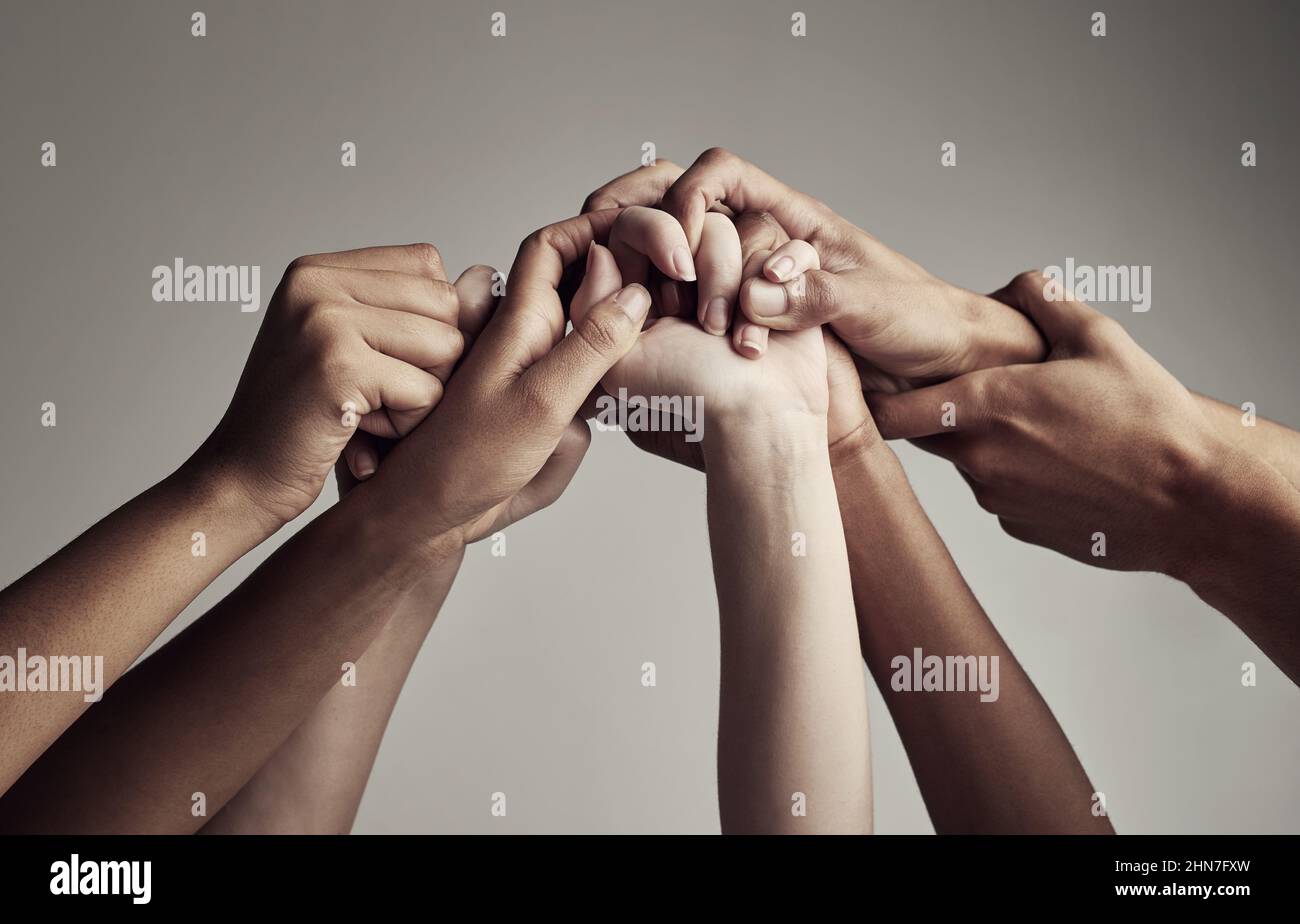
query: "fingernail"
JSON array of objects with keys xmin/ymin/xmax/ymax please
[
  {"xmin": 738, "ymin": 325, "xmax": 766, "ymax": 358},
  {"xmin": 703, "ymin": 296, "xmax": 729, "ymax": 334},
  {"xmin": 615, "ymin": 284, "xmax": 651, "ymax": 320},
  {"xmin": 746, "ymin": 280, "xmax": 788, "ymax": 318},
  {"xmin": 671, "ymin": 246, "xmax": 697, "ymax": 282},
  {"xmin": 769, "ymin": 256, "xmax": 795, "ymax": 281},
  {"xmin": 353, "ymin": 449, "xmax": 377, "ymax": 479},
  {"xmin": 585, "ymin": 243, "xmax": 598, "ymax": 274}
]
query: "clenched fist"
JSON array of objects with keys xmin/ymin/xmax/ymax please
[{"xmin": 193, "ymin": 244, "xmax": 478, "ymax": 526}]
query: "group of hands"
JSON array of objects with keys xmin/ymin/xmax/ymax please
[
  {"xmin": 217, "ymin": 149, "xmax": 1294, "ymax": 587},
  {"xmin": 2, "ymin": 148, "xmax": 1298, "ymax": 836},
  {"xmin": 212, "ymin": 152, "xmax": 1207, "ymax": 568}
]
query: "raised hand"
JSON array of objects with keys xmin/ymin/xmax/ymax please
[
  {"xmin": 574, "ymin": 210, "xmax": 828, "ymax": 425},
  {"xmin": 584, "ymin": 151, "xmax": 1046, "ymax": 387},
  {"xmin": 196, "ymin": 244, "xmax": 471, "ymax": 526},
  {"xmin": 868, "ymin": 270, "xmax": 1300, "ymax": 685},
  {"xmin": 354, "ymin": 212, "xmax": 651, "ymax": 550}
]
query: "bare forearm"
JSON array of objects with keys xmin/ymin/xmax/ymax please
[
  {"xmin": 704, "ymin": 418, "xmax": 871, "ymax": 834},
  {"xmin": 0, "ymin": 458, "xmax": 278, "ymax": 793},
  {"xmin": 1195, "ymin": 394, "xmax": 1300, "ymax": 490},
  {"xmin": 201, "ymin": 550, "xmax": 463, "ymax": 834},
  {"xmin": 831, "ymin": 435, "xmax": 1111, "ymax": 834},
  {"xmin": 0, "ymin": 482, "xmax": 454, "ymax": 833},
  {"xmin": 1173, "ymin": 446, "xmax": 1300, "ymax": 685}
]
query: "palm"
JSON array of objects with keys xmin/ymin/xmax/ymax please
[{"xmin": 605, "ymin": 317, "xmax": 827, "ymax": 421}]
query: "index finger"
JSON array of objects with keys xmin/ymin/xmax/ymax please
[
  {"xmin": 865, "ymin": 370, "xmax": 999, "ymax": 440},
  {"xmin": 662, "ymin": 148, "xmax": 831, "ymax": 252},
  {"xmin": 582, "ymin": 160, "xmax": 685, "ymax": 212},
  {"xmin": 291, "ymin": 242, "xmax": 448, "ymax": 281},
  {"xmin": 472, "ymin": 210, "xmax": 622, "ymax": 376}
]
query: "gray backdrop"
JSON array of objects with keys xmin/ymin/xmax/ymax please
[{"xmin": 2, "ymin": 0, "xmax": 1297, "ymax": 833}]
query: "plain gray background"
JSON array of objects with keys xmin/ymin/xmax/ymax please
[{"xmin": 2, "ymin": 0, "xmax": 1297, "ymax": 833}]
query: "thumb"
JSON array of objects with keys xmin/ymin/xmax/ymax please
[
  {"xmin": 516, "ymin": 283, "xmax": 651, "ymax": 421},
  {"xmin": 739, "ymin": 267, "xmax": 845, "ymax": 331},
  {"xmin": 989, "ymin": 269, "xmax": 1101, "ymax": 346},
  {"xmin": 453, "ymin": 264, "xmax": 500, "ymax": 349}
]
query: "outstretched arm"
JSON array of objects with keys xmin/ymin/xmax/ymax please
[
  {"xmin": 0, "ymin": 486, "xmax": 450, "ymax": 833},
  {"xmin": 0, "ymin": 243, "xmax": 464, "ymax": 798},
  {"xmin": 199, "ymin": 268, "xmax": 503, "ymax": 835},
  {"xmin": 705, "ymin": 415, "xmax": 871, "ymax": 834},
  {"xmin": 199, "ymin": 552, "xmax": 463, "ymax": 834},
  {"xmin": 1193, "ymin": 394, "xmax": 1300, "ymax": 491},
  {"xmin": 570, "ymin": 217, "xmax": 871, "ymax": 834},
  {"xmin": 826, "ymin": 338, "xmax": 1111, "ymax": 833},
  {"xmin": 870, "ymin": 271, "xmax": 1300, "ymax": 687},
  {"xmin": 0, "ymin": 213, "xmax": 645, "ymax": 833},
  {"xmin": 0, "ymin": 462, "xmax": 278, "ymax": 797}
]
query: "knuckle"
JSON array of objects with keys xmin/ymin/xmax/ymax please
[
  {"xmin": 423, "ymin": 375, "xmax": 445, "ymax": 407},
  {"xmin": 520, "ymin": 224, "xmax": 563, "ymax": 260},
  {"xmin": 283, "ymin": 261, "xmax": 331, "ymax": 298},
  {"xmin": 298, "ymin": 300, "xmax": 348, "ymax": 341},
  {"xmin": 424, "ymin": 275, "xmax": 458, "ymax": 309},
  {"xmin": 997, "ymin": 516, "xmax": 1028, "ymax": 542},
  {"xmin": 567, "ymin": 421, "xmax": 593, "ymax": 451},
  {"xmin": 699, "ymin": 146, "xmax": 736, "ymax": 169},
  {"xmin": 964, "ymin": 373, "xmax": 994, "ymax": 412},
  {"xmin": 575, "ymin": 312, "xmax": 624, "ymax": 356},
  {"xmin": 405, "ymin": 242, "xmax": 444, "ymax": 276},
  {"xmin": 789, "ymin": 271, "xmax": 828, "ymax": 317},
  {"xmin": 581, "ymin": 190, "xmax": 609, "ymax": 214},
  {"xmin": 971, "ymin": 484, "xmax": 1001, "ymax": 514},
  {"xmin": 1013, "ymin": 269, "xmax": 1047, "ymax": 291},
  {"xmin": 318, "ymin": 341, "xmax": 361, "ymax": 389},
  {"xmin": 441, "ymin": 324, "xmax": 466, "ymax": 360}
]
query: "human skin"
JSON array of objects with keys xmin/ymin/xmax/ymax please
[
  {"xmin": 572, "ymin": 213, "xmax": 870, "ymax": 834},
  {"xmin": 585, "ymin": 152, "xmax": 1300, "ymax": 489},
  {"xmin": 201, "ymin": 270, "xmax": 591, "ymax": 835},
  {"xmin": 590, "ymin": 150, "xmax": 1300, "ymax": 682},
  {"xmin": 0, "ymin": 216, "xmax": 650, "ymax": 832},
  {"xmin": 824, "ymin": 337, "xmax": 1112, "ymax": 833},
  {"xmin": 0, "ymin": 245, "xmax": 467, "ymax": 798},
  {"xmin": 583, "ymin": 151, "xmax": 1047, "ymax": 385},
  {"xmin": 585, "ymin": 205, "xmax": 1108, "ymax": 833},
  {"xmin": 202, "ymin": 424, "xmax": 593, "ymax": 835},
  {"xmin": 868, "ymin": 271, "xmax": 1300, "ymax": 686}
]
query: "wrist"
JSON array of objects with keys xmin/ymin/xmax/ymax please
[
  {"xmin": 950, "ymin": 287, "xmax": 1048, "ymax": 375},
  {"xmin": 1166, "ymin": 440, "xmax": 1300, "ymax": 590},
  {"xmin": 703, "ymin": 409, "xmax": 829, "ymax": 483},
  {"xmin": 341, "ymin": 476, "xmax": 467, "ymax": 571},
  {"xmin": 173, "ymin": 450, "xmax": 285, "ymax": 542},
  {"xmin": 829, "ymin": 421, "xmax": 899, "ymax": 482},
  {"xmin": 707, "ymin": 408, "xmax": 826, "ymax": 460}
]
